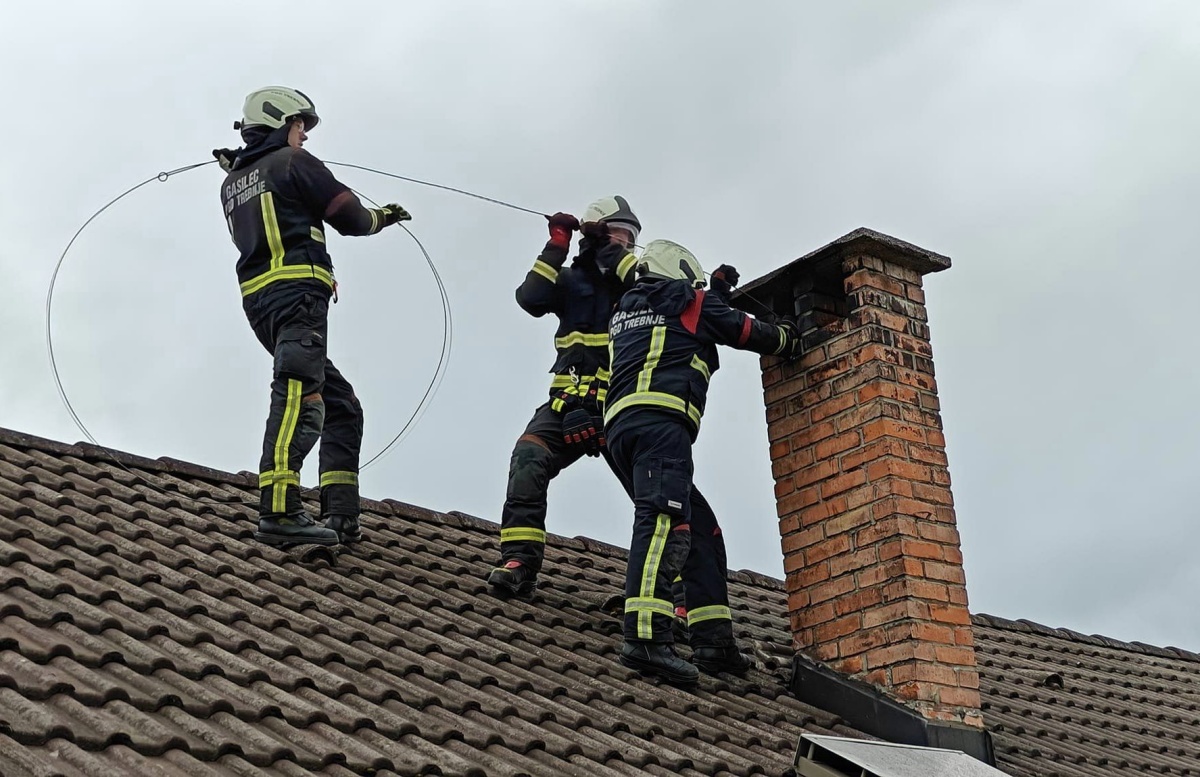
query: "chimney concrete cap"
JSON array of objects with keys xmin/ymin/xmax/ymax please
[{"xmin": 737, "ymin": 227, "xmax": 952, "ymax": 300}]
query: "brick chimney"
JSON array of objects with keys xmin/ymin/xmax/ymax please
[{"xmin": 734, "ymin": 228, "xmax": 984, "ymax": 734}]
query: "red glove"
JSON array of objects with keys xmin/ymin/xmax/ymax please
[{"xmin": 546, "ymin": 212, "xmax": 580, "ymax": 249}]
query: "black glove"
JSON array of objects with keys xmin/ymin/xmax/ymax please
[
  {"xmin": 546, "ymin": 212, "xmax": 580, "ymax": 249},
  {"xmin": 562, "ymin": 407, "xmax": 605, "ymax": 456},
  {"xmin": 213, "ymin": 147, "xmax": 240, "ymax": 172},
  {"xmin": 710, "ymin": 264, "xmax": 740, "ymax": 296},
  {"xmin": 577, "ymin": 221, "xmax": 611, "ymax": 264},
  {"xmin": 779, "ymin": 320, "xmax": 804, "ymax": 360},
  {"xmin": 580, "ymin": 221, "xmax": 610, "ymax": 240},
  {"xmin": 380, "ymin": 203, "xmax": 412, "ymax": 225}
]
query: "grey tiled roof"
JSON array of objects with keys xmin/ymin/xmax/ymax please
[
  {"xmin": 975, "ymin": 613, "xmax": 1200, "ymax": 776},
  {"xmin": 0, "ymin": 428, "xmax": 863, "ymax": 776},
  {"xmin": 2, "ymin": 426, "xmax": 1198, "ymax": 776}
]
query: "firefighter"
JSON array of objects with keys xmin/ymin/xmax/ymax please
[
  {"xmin": 604, "ymin": 239, "xmax": 805, "ymax": 685},
  {"xmin": 215, "ymin": 86, "xmax": 412, "ymax": 546},
  {"xmin": 486, "ymin": 197, "xmax": 642, "ymax": 596}
]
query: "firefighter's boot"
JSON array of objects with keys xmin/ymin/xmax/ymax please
[
  {"xmin": 619, "ymin": 640, "xmax": 699, "ymax": 687},
  {"xmin": 692, "ymin": 645, "xmax": 753, "ymax": 676},
  {"xmin": 321, "ymin": 483, "xmax": 362, "ymax": 543},
  {"xmin": 256, "ymin": 512, "xmax": 339, "ymax": 546},
  {"xmin": 324, "ymin": 515, "xmax": 361, "ymax": 543},
  {"xmin": 487, "ymin": 560, "xmax": 537, "ymax": 597}
]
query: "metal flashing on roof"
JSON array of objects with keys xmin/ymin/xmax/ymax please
[{"xmin": 794, "ymin": 734, "xmax": 1010, "ymax": 777}]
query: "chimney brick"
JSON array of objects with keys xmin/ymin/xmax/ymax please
[{"xmin": 734, "ymin": 228, "xmax": 980, "ymax": 727}]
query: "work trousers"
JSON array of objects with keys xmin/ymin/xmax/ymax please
[
  {"xmin": 606, "ymin": 410, "xmax": 736, "ymax": 648},
  {"xmin": 243, "ymin": 283, "xmax": 364, "ymax": 519},
  {"xmin": 497, "ymin": 402, "xmax": 614, "ymax": 573}
]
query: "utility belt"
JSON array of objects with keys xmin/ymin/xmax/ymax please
[{"xmin": 549, "ymin": 366, "xmax": 610, "ymax": 412}]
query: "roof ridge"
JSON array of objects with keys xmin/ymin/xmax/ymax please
[
  {"xmin": 972, "ymin": 611, "xmax": 1200, "ymax": 663},
  {"xmin": 0, "ymin": 426, "xmax": 256, "ymax": 487},
  {"xmin": 730, "ymin": 568, "xmax": 786, "ymax": 591}
]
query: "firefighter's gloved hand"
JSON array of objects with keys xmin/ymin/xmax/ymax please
[
  {"xmin": 710, "ymin": 264, "xmax": 740, "ymax": 296},
  {"xmin": 562, "ymin": 407, "xmax": 605, "ymax": 456},
  {"xmin": 580, "ymin": 221, "xmax": 610, "ymax": 241},
  {"xmin": 577, "ymin": 221, "xmax": 611, "ymax": 261},
  {"xmin": 779, "ymin": 320, "xmax": 805, "ymax": 360},
  {"xmin": 213, "ymin": 148, "xmax": 240, "ymax": 172},
  {"xmin": 546, "ymin": 212, "xmax": 580, "ymax": 249},
  {"xmin": 381, "ymin": 203, "xmax": 412, "ymax": 225}
]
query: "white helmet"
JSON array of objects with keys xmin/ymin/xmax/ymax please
[
  {"xmin": 637, "ymin": 240, "xmax": 705, "ymax": 288},
  {"xmin": 581, "ymin": 195, "xmax": 641, "ymax": 235},
  {"xmin": 237, "ymin": 86, "xmax": 320, "ymax": 131}
]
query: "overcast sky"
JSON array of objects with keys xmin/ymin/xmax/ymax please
[{"xmin": 3, "ymin": 1, "xmax": 1199, "ymax": 651}]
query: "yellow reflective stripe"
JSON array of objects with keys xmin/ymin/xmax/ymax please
[
  {"xmin": 775, "ymin": 326, "xmax": 787, "ymax": 355},
  {"xmin": 690, "ymin": 354, "xmax": 711, "ymax": 381},
  {"xmin": 501, "ymin": 527, "xmax": 547, "ymax": 544},
  {"xmin": 550, "ymin": 373, "xmax": 610, "ymax": 389},
  {"xmin": 532, "ymin": 260, "xmax": 559, "ymax": 283},
  {"xmin": 259, "ymin": 470, "xmax": 300, "ymax": 488},
  {"xmin": 636, "ymin": 513, "xmax": 671, "ymax": 639},
  {"xmin": 596, "ymin": 366, "xmax": 611, "ymax": 382},
  {"xmin": 616, "ymin": 251, "xmax": 637, "ymax": 281},
  {"xmin": 637, "ymin": 326, "xmax": 666, "ymax": 392},
  {"xmin": 310, "ymin": 226, "xmax": 325, "ymax": 244},
  {"xmin": 629, "ymin": 598, "xmax": 675, "ymax": 641},
  {"xmin": 549, "ymin": 375, "xmax": 608, "ymax": 403},
  {"xmin": 320, "ymin": 471, "xmax": 358, "ymax": 487},
  {"xmin": 271, "ymin": 380, "xmax": 303, "ymax": 513},
  {"xmin": 687, "ymin": 605, "xmax": 732, "ymax": 625},
  {"xmin": 554, "ymin": 332, "xmax": 610, "ymax": 349},
  {"xmin": 261, "ymin": 192, "xmax": 285, "ymax": 270},
  {"xmin": 240, "ymin": 265, "xmax": 335, "ymax": 297},
  {"xmin": 604, "ymin": 391, "xmax": 702, "ymax": 428},
  {"xmin": 626, "ymin": 597, "xmax": 675, "ymax": 616},
  {"xmin": 673, "ymin": 575, "xmax": 683, "ymax": 583},
  {"xmin": 369, "ymin": 209, "xmax": 380, "ymax": 234}
]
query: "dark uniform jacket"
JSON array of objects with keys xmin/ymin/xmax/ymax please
[
  {"xmin": 605, "ymin": 278, "xmax": 792, "ymax": 439},
  {"xmin": 516, "ymin": 238, "xmax": 638, "ymax": 409},
  {"xmin": 220, "ymin": 146, "xmax": 390, "ymax": 299}
]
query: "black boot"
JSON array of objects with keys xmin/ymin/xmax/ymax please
[
  {"xmin": 487, "ymin": 560, "xmax": 537, "ymax": 596},
  {"xmin": 619, "ymin": 640, "xmax": 699, "ymax": 686},
  {"xmin": 321, "ymin": 483, "xmax": 361, "ymax": 543},
  {"xmin": 324, "ymin": 515, "xmax": 362, "ymax": 543},
  {"xmin": 256, "ymin": 512, "xmax": 339, "ymax": 546},
  {"xmin": 692, "ymin": 645, "xmax": 753, "ymax": 676}
]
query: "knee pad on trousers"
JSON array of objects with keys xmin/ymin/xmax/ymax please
[
  {"xmin": 275, "ymin": 327, "xmax": 326, "ymax": 388},
  {"xmin": 661, "ymin": 526, "xmax": 692, "ymax": 581},
  {"xmin": 507, "ymin": 439, "xmax": 555, "ymax": 502},
  {"xmin": 292, "ymin": 397, "xmax": 326, "ymax": 463}
]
